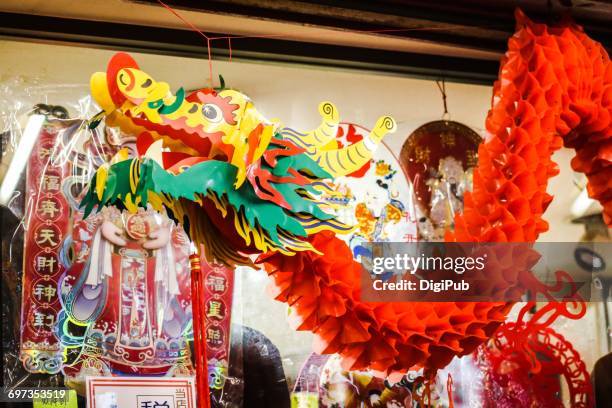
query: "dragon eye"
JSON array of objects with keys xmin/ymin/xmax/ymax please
[
  {"xmin": 202, "ymin": 104, "xmax": 222, "ymax": 122},
  {"xmin": 119, "ymin": 73, "xmax": 128, "ymax": 86},
  {"xmin": 141, "ymin": 78, "xmax": 152, "ymax": 88}
]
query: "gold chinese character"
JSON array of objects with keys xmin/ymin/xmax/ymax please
[
  {"xmin": 32, "ymin": 311, "xmax": 55, "ymax": 328},
  {"xmin": 33, "ymin": 311, "xmax": 46, "ymax": 328},
  {"xmin": 207, "ymin": 300, "xmax": 224, "ymax": 319},
  {"xmin": 207, "ymin": 276, "xmax": 226, "ymax": 293},
  {"xmin": 33, "ymin": 284, "xmax": 57, "ymax": 302},
  {"xmin": 207, "ymin": 327, "xmax": 221, "ymax": 341},
  {"xmin": 36, "ymin": 228, "xmax": 58, "ymax": 247},
  {"xmin": 43, "ymin": 175, "xmax": 60, "ymax": 191},
  {"xmin": 38, "ymin": 199, "xmax": 60, "ymax": 218},
  {"xmin": 440, "ymin": 131, "xmax": 456, "ymax": 148},
  {"xmin": 414, "ymin": 146, "xmax": 431, "ymax": 163},
  {"xmin": 36, "ymin": 255, "xmax": 57, "ymax": 274}
]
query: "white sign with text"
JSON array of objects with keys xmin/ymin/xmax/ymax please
[{"xmin": 86, "ymin": 377, "xmax": 196, "ymax": 408}]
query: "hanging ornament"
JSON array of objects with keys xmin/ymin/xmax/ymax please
[
  {"xmin": 399, "ymin": 79, "xmax": 481, "ymax": 241},
  {"xmin": 82, "ymin": 6, "xmax": 612, "ymax": 398},
  {"xmin": 477, "ymin": 309, "xmax": 593, "ymax": 408}
]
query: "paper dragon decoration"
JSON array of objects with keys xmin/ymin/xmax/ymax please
[
  {"xmin": 264, "ymin": 9, "xmax": 609, "ymax": 386},
  {"xmin": 84, "ymin": 7, "xmax": 609, "ymax": 402},
  {"xmin": 449, "ymin": 9, "xmax": 611, "ymax": 241},
  {"xmin": 83, "ymin": 52, "xmax": 396, "ymax": 267}
]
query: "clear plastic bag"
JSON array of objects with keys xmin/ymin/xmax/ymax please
[
  {"xmin": 0, "ymin": 80, "xmax": 245, "ymax": 406},
  {"xmin": 1, "ymin": 82, "xmax": 97, "ymax": 397}
]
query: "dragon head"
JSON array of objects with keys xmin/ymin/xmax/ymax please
[
  {"xmin": 90, "ymin": 53, "xmax": 276, "ymax": 187},
  {"xmin": 85, "ymin": 52, "xmax": 395, "ymax": 265}
]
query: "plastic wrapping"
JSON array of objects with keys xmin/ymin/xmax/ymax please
[
  {"xmin": 1, "ymin": 82, "xmax": 98, "ymax": 396},
  {"xmin": 0, "ymin": 80, "xmax": 245, "ymax": 407}
]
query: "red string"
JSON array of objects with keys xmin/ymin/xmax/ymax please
[
  {"xmin": 157, "ymin": 0, "xmax": 214, "ymax": 87},
  {"xmin": 155, "ymin": 0, "xmax": 491, "ymax": 87}
]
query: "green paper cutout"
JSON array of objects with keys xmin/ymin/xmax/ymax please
[
  {"xmin": 81, "ymin": 157, "xmax": 333, "ymax": 246},
  {"xmin": 159, "ymin": 87, "xmax": 185, "ymax": 114}
]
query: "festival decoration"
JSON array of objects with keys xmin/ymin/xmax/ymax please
[
  {"xmin": 429, "ymin": 310, "xmax": 593, "ymax": 407},
  {"xmin": 83, "ymin": 52, "xmax": 397, "ymax": 402},
  {"xmin": 264, "ymin": 8, "xmax": 610, "ymax": 383},
  {"xmin": 20, "ymin": 115, "xmax": 75, "ymax": 375},
  {"xmin": 449, "ymin": 297, "xmax": 592, "ymax": 407},
  {"xmin": 320, "ymin": 123, "xmax": 417, "ymax": 252},
  {"xmin": 83, "ymin": 53, "xmax": 396, "ymax": 267},
  {"xmin": 478, "ymin": 324, "xmax": 592, "ymax": 407},
  {"xmin": 400, "ymin": 120, "xmax": 481, "ymax": 241},
  {"xmin": 58, "ymin": 207, "xmax": 195, "ymax": 386},
  {"xmin": 83, "ymin": 6, "xmax": 611, "ymax": 396},
  {"xmin": 36, "ymin": 128, "xmax": 197, "ymax": 391},
  {"xmin": 448, "ymin": 9, "xmax": 612, "ymax": 241},
  {"xmin": 200, "ymin": 258, "xmax": 234, "ymax": 399},
  {"xmin": 318, "ymin": 355, "xmax": 412, "ymax": 407}
]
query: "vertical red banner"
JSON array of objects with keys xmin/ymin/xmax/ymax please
[
  {"xmin": 19, "ymin": 120, "xmax": 72, "ymax": 373},
  {"xmin": 200, "ymin": 257, "xmax": 234, "ymax": 392}
]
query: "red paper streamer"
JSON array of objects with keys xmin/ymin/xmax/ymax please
[
  {"xmin": 200, "ymin": 258, "xmax": 234, "ymax": 394},
  {"xmin": 448, "ymin": 9, "xmax": 612, "ymax": 241}
]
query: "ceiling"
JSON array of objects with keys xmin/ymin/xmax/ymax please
[
  {"xmin": 136, "ymin": 0, "xmax": 612, "ymax": 54},
  {"xmin": 0, "ymin": 0, "xmax": 610, "ymax": 84}
]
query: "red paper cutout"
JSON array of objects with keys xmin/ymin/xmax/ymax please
[
  {"xmin": 447, "ymin": 9, "xmax": 612, "ymax": 242},
  {"xmin": 259, "ymin": 9, "xmax": 610, "ymax": 379}
]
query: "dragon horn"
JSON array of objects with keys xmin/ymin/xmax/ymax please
[
  {"xmin": 280, "ymin": 102, "xmax": 340, "ymax": 152},
  {"xmin": 311, "ymin": 115, "xmax": 397, "ymax": 178},
  {"xmin": 368, "ymin": 116, "xmax": 397, "ymax": 143}
]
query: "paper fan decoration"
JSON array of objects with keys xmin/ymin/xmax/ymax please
[
  {"xmin": 400, "ymin": 120, "xmax": 481, "ymax": 241},
  {"xmin": 448, "ymin": 10, "xmax": 612, "ymax": 243}
]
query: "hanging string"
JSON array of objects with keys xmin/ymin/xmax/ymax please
[
  {"xmin": 157, "ymin": 0, "xmax": 214, "ymax": 87},
  {"xmin": 155, "ymin": 0, "xmax": 504, "ymax": 90},
  {"xmin": 436, "ymin": 79, "xmax": 449, "ymax": 120},
  {"xmin": 228, "ymin": 37, "xmax": 232, "ymax": 62}
]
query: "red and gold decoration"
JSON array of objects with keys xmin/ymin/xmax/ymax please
[
  {"xmin": 79, "ymin": 7, "xmax": 610, "ymax": 404},
  {"xmin": 200, "ymin": 257, "xmax": 234, "ymax": 397},
  {"xmin": 82, "ymin": 52, "xmax": 397, "ymax": 404},
  {"xmin": 400, "ymin": 120, "xmax": 481, "ymax": 241},
  {"xmin": 59, "ymin": 207, "xmax": 196, "ymax": 388},
  {"xmin": 20, "ymin": 117, "xmax": 73, "ymax": 374}
]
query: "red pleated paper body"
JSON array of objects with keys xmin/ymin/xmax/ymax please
[{"xmin": 261, "ymin": 10, "xmax": 611, "ymax": 377}]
